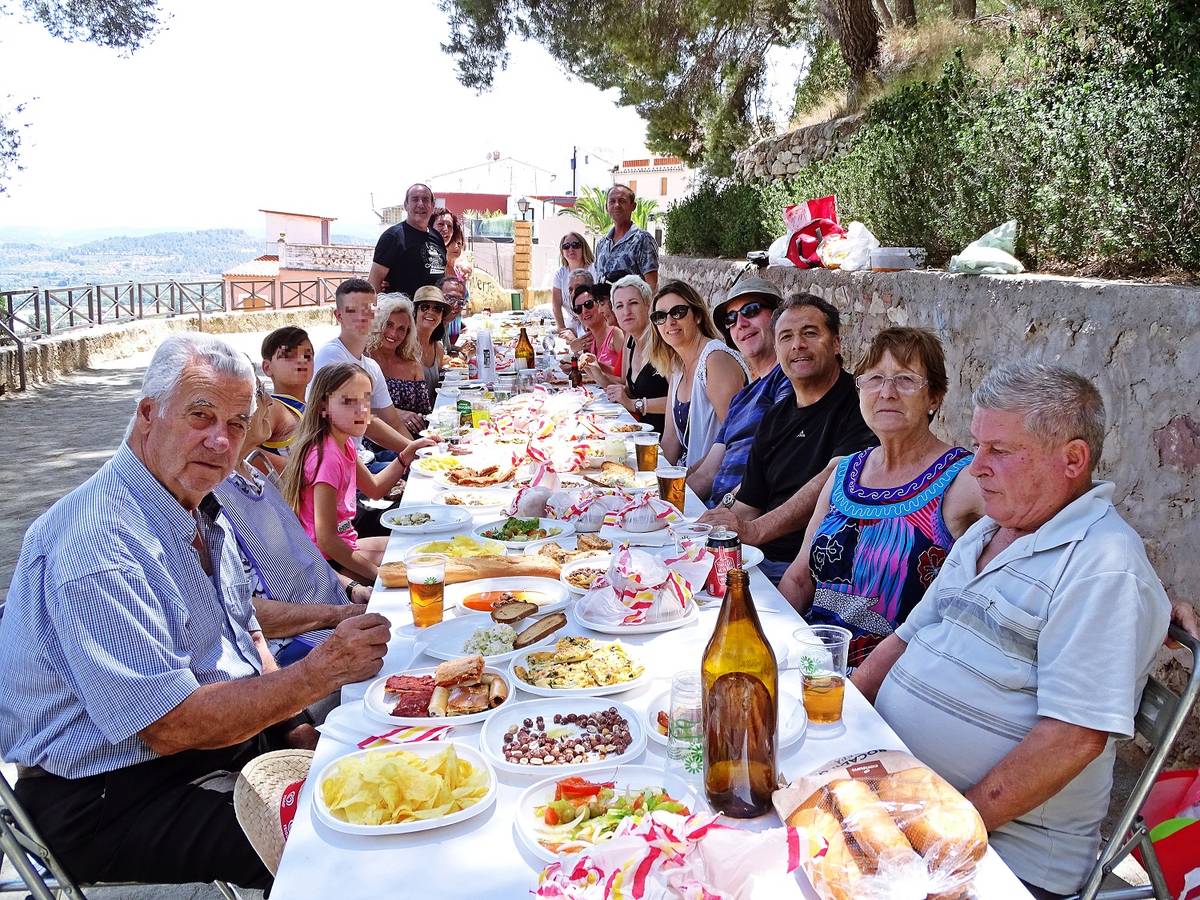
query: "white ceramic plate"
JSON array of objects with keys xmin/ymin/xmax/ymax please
[
  {"xmin": 432, "ymin": 487, "xmax": 516, "ymax": 514},
  {"xmin": 409, "ymin": 536, "xmax": 507, "ymax": 559},
  {"xmin": 515, "ymin": 765, "xmax": 700, "ymax": 862},
  {"xmin": 575, "ymin": 600, "xmax": 700, "ymax": 636},
  {"xmin": 479, "ymin": 697, "xmax": 647, "ymax": 777},
  {"xmin": 654, "ymin": 542, "xmax": 765, "ymax": 571},
  {"xmin": 473, "ymin": 517, "xmax": 575, "ymax": 550},
  {"xmin": 380, "ymin": 504, "xmax": 472, "ymax": 534},
  {"xmin": 446, "ymin": 577, "xmax": 571, "ymax": 616},
  {"xmin": 508, "ymin": 639, "xmax": 650, "ymax": 698},
  {"xmin": 419, "ymin": 613, "xmax": 565, "ymax": 664},
  {"xmin": 362, "ymin": 665, "xmax": 515, "ymax": 728},
  {"xmin": 599, "ymin": 421, "xmax": 655, "ymax": 435},
  {"xmin": 643, "ymin": 687, "xmax": 808, "ymax": 749},
  {"xmin": 313, "ymin": 742, "xmax": 498, "ymax": 835},
  {"xmin": 434, "ymin": 465, "xmax": 520, "ymax": 489},
  {"xmin": 559, "ymin": 555, "xmax": 613, "ymax": 596},
  {"xmin": 411, "ymin": 455, "xmax": 465, "ymax": 478}
]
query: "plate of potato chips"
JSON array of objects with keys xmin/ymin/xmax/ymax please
[{"xmin": 314, "ymin": 742, "xmax": 497, "ymax": 834}]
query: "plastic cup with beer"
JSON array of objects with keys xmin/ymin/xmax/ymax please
[
  {"xmin": 655, "ymin": 465, "xmax": 687, "ymax": 513},
  {"xmin": 792, "ymin": 625, "xmax": 851, "ymax": 726},
  {"xmin": 405, "ymin": 552, "xmax": 447, "ymax": 628},
  {"xmin": 631, "ymin": 433, "xmax": 660, "ymax": 472}
]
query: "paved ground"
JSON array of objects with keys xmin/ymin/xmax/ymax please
[{"xmin": 0, "ymin": 322, "xmax": 1148, "ymax": 896}]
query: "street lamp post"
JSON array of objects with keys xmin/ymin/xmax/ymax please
[{"xmin": 516, "ymin": 196, "xmax": 531, "ymax": 221}]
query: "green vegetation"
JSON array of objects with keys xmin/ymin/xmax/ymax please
[
  {"xmin": 666, "ymin": 1, "xmax": 1200, "ymax": 277},
  {"xmin": 559, "ymin": 187, "xmax": 659, "ymax": 236}
]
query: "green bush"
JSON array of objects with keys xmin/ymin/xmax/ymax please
[
  {"xmin": 663, "ymin": 178, "xmax": 769, "ymax": 259},
  {"xmin": 667, "ymin": 5, "xmax": 1200, "ymax": 276}
]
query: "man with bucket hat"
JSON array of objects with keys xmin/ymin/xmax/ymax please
[{"xmin": 687, "ymin": 276, "xmax": 794, "ymax": 506}]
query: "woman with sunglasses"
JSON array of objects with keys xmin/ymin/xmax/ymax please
[
  {"xmin": 586, "ymin": 274, "xmax": 668, "ymax": 434},
  {"xmin": 411, "ymin": 284, "xmax": 450, "ymax": 401},
  {"xmin": 779, "ymin": 327, "xmax": 984, "ymax": 665},
  {"xmin": 570, "ymin": 284, "xmax": 624, "ymax": 380},
  {"xmin": 647, "ymin": 280, "xmax": 748, "ymax": 467},
  {"xmin": 552, "ymin": 232, "xmax": 595, "ymax": 334}
]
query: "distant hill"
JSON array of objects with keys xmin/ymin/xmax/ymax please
[{"xmin": 0, "ymin": 229, "xmax": 263, "ymax": 289}]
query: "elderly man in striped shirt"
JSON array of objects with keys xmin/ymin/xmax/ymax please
[{"xmin": 0, "ymin": 333, "xmax": 391, "ymax": 890}]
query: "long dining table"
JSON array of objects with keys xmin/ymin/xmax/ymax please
[{"xmin": 271, "ymin": 383, "xmax": 1032, "ymax": 899}]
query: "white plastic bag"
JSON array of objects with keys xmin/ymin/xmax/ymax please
[
  {"xmin": 948, "ymin": 220, "xmax": 1025, "ymax": 275},
  {"xmin": 767, "ymin": 232, "xmax": 796, "ymax": 268},
  {"xmin": 818, "ymin": 221, "xmax": 880, "ymax": 272}
]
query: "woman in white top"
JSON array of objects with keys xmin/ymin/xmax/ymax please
[
  {"xmin": 552, "ymin": 232, "xmax": 595, "ymax": 335},
  {"xmin": 648, "ymin": 279, "xmax": 749, "ymax": 467}
]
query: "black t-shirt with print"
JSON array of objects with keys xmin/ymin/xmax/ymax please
[
  {"xmin": 737, "ymin": 369, "xmax": 878, "ymax": 564},
  {"xmin": 372, "ymin": 222, "xmax": 447, "ymax": 296}
]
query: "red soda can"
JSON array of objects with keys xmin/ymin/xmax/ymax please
[{"xmin": 705, "ymin": 527, "xmax": 742, "ymax": 598}]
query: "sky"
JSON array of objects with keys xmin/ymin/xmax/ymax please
[{"xmin": 0, "ymin": 0, "xmax": 653, "ymax": 235}]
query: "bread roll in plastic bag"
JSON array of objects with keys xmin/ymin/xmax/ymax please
[{"xmin": 773, "ymin": 749, "xmax": 987, "ymax": 900}]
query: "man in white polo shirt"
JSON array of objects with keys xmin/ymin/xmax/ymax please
[{"xmin": 852, "ymin": 360, "xmax": 1170, "ymax": 898}]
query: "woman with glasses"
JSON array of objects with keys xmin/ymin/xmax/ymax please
[
  {"xmin": 779, "ymin": 327, "xmax": 984, "ymax": 665},
  {"xmin": 411, "ymin": 284, "xmax": 450, "ymax": 401},
  {"xmin": 570, "ymin": 284, "xmax": 624, "ymax": 379},
  {"xmin": 552, "ymin": 232, "xmax": 595, "ymax": 334},
  {"xmin": 584, "ymin": 274, "xmax": 668, "ymax": 434},
  {"xmin": 647, "ymin": 280, "xmax": 748, "ymax": 467}
]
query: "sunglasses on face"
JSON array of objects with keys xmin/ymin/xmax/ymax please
[
  {"xmin": 415, "ymin": 301, "xmax": 445, "ymax": 314},
  {"xmin": 722, "ymin": 301, "xmax": 769, "ymax": 328},
  {"xmin": 573, "ymin": 298, "xmax": 602, "ymax": 313},
  {"xmin": 561, "ymin": 241, "xmax": 583, "ymax": 251},
  {"xmin": 650, "ymin": 304, "xmax": 692, "ymax": 326}
]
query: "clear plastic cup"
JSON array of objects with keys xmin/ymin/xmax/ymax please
[
  {"xmin": 405, "ymin": 552, "xmax": 447, "ymax": 628},
  {"xmin": 667, "ymin": 670, "xmax": 703, "ymax": 774},
  {"xmin": 793, "ymin": 625, "xmax": 851, "ymax": 725}
]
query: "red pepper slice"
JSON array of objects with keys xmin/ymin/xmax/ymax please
[
  {"xmin": 544, "ymin": 806, "xmax": 560, "ymax": 826},
  {"xmin": 554, "ymin": 776, "xmax": 614, "ymax": 801}
]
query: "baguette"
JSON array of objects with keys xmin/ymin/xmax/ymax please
[
  {"xmin": 827, "ymin": 779, "xmax": 919, "ymax": 870},
  {"xmin": 514, "ymin": 612, "xmax": 568, "ymax": 648},
  {"xmin": 873, "ymin": 767, "xmax": 987, "ymax": 873},
  {"xmin": 787, "ymin": 807, "xmax": 863, "ymax": 900},
  {"xmin": 379, "ymin": 555, "xmax": 561, "ymax": 588}
]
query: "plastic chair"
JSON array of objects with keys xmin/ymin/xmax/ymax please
[
  {"xmin": 1071, "ymin": 623, "xmax": 1200, "ymax": 900},
  {"xmin": 0, "ymin": 767, "xmax": 241, "ymax": 900}
]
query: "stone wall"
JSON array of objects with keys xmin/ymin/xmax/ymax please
[
  {"xmin": 736, "ymin": 113, "xmax": 865, "ymax": 181},
  {"xmin": 662, "ymin": 256, "xmax": 1200, "ymax": 759},
  {"xmin": 0, "ymin": 306, "xmax": 336, "ymax": 396}
]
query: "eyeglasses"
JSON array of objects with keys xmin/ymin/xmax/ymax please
[
  {"xmin": 561, "ymin": 241, "xmax": 583, "ymax": 251},
  {"xmin": 722, "ymin": 301, "xmax": 769, "ymax": 328},
  {"xmin": 573, "ymin": 298, "xmax": 600, "ymax": 313},
  {"xmin": 855, "ymin": 373, "xmax": 928, "ymax": 394},
  {"xmin": 415, "ymin": 301, "xmax": 446, "ymax": 314},
  {"xmin": 650, "ymin": 304, "xmax": 692, "ymax": 326}
]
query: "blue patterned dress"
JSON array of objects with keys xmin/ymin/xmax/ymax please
[{"xmin": 807, "ymin": 446, "xmax": 973, "ymax": 664}]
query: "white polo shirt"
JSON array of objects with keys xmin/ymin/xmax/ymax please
[
  {"xmin": 311, "ymin": 337, "xmax": 392, "ymax": 449},
  {"xmin": 876, "ymin": 481, "xmax": 1170, "ymax": 894}
]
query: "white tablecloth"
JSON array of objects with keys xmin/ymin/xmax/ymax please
[{"xmin": 272, "ymin": 390, "xmax": 1031, "ymax": 899}]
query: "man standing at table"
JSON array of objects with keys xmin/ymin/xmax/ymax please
[
  {"xmin": 700, "ymin": 293, "xmax": 877, "ymax": 582},
  {"xmin": 0, "ymin": 333, "xmax": 391, "ymax": 890},
  {"xmin": 369, "ymin": 183, "xmax": 446, "ymax": 296},
  {"xmin": 594, "ymin": 184, "xmax": 658, "ymax": 290},
  {"xmin": 852, "ymin": 361, "xmax": 1170, "ymax": 898},
  {"xmin": 686, "ymin": 276, "xmax": 792, "ymax": 506}
]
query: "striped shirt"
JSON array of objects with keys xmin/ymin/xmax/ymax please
[
  {"xmin": 214, "ymin": 468, "xmax": 347, "ymax": 654},
  {"xmin": 0, "ymin": 443, "xmax": 263, "ymax": 779}
]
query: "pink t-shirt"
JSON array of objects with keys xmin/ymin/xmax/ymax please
[{"xmin": 298, "ymin": 435, "xmax": 359, "ymax": 553}]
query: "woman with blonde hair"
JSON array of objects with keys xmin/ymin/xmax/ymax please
[
  {"xmin": 552, "ymin": 231, "xmax": 595, "ymax": 334},
  {"xmin": 366, "ymin": 293, "xmax": 432, "ymax": 435},
  {"xmin": 648, "ymin": 280, "xmax": 748, "ymax": 466},
  {"xmin": 587, "ymin": 274, "xmax": 668, "ymax": 434}
]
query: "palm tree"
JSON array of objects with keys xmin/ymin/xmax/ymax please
[{"xmin": 559, "ymin": 187, "xmax": 661, "ymax": 235}]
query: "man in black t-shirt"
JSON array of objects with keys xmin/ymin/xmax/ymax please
[
  {"xmin": 369, "ymin": 183, "xmax": 447, "ymax": 297},
  {"xmin": 700, "ymin": 293, "xmax": 877, "ymax": 583}
]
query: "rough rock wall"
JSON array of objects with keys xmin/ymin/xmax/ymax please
[{"xmin": 736, "ymin": 113, "xmax": 865, "ymax": 180}]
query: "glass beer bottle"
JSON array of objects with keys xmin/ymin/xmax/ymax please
[
  {"xmin": 515, "ymin": 326, "xmax": 536, "ymax": 371},
  {"xmin": 701, "ymin": 568, "xmax": 777, "ymax": 817}
]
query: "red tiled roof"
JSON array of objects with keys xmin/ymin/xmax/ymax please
[{"xmin": 223, "ymin": 255, "xmax": 282, "ymax": 278}]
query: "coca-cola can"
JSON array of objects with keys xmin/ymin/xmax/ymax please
[{"xmin": 705, "ymin": 527, "xmax": 742, "ymax": 598}]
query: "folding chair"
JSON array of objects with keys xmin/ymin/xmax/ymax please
[
  {"xmin": 1072, "ymin": 623, "xmax": 1200, "ymax": 900},
  {"xmin": 0, "ymin": 767, "xmax": 242, "ymax": 900}
]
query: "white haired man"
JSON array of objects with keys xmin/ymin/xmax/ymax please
[
  {"xmin": 852, "ymin": 360, "xmax": 1171, "ymax": 898},
  {"xmin": 0, "ymin": 333, "xmax": 390, "ymax": 889}
]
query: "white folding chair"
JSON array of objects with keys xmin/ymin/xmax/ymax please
[
  {"xmin": 0, "ymin": 767, "xmax": 242, "ymax": 900},
  {"xmin": 1072, "ymin": 623, "xmax": 1200, "ymax": 900}
]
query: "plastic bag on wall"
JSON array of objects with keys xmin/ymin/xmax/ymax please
[
  {"xmin": 948, "ymin": 220, "xmax": 1025, "ymax": 275},
  {"xmin": 818, "ymin": 222, "xmax": 880, "ymax": 272},
  {"xmin": 767, "ymin": 195, "xmax": 843, "ymax": 268}
]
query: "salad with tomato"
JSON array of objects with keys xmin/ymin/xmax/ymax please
[{"xmin": 533, "ymin": 775, "xmax": 692, "ymax": 854}]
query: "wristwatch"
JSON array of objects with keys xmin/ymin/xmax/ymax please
[
  {"xmin": 720, "ymin": 492, "xmax": 736, "ymax": 509},
  {"xmin": 345, "ymin": 580, "xmax": 360, "ymax": 601},
  {"xmin": 634, "ymin": 398, "xmax": 645, "ymax": 416}
]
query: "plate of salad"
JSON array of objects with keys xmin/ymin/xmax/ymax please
[
  {"xmin": 514, "ymin": 767, "xmax": 698, "ymax": 862},
  {"xmin": 473, "ymin": 516, "xmax": 575, "ymax": 550}
]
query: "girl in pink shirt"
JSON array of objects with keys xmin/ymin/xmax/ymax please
[{"xmin": 280, "ymin": 362, "xmax": 430, "ymax": 582}]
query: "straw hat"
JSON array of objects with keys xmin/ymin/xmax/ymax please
[
  {"xmin": 711, "ymin": 275, "xmax": 783, "ymax": 343},
  {"xmin": 234, "ymin": 749, "xmax": 314, "ymax": 875},
  {"xmin": 412, "ymin": 284, "xmax": 451, "ymax": 310}
]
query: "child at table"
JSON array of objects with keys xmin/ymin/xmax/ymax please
[
  {"xmin": 280, "ymin": 362, "xmax": 431, "ymax": 582},
  {"xmin": 261, "ymin": 326, "xmax": 314, "ymax": 458}
]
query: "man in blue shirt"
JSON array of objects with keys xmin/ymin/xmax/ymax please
[
  {"xmin": 687, "ymin": 277, "xmax": 792, "ymax": 506},
  {"xmin": 594, "ymin": 184, "xmax": 659, "ymax": 289},
  {"xmin": 0, "ymin": 334, "xmax": 390, "ymax": 889}
]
